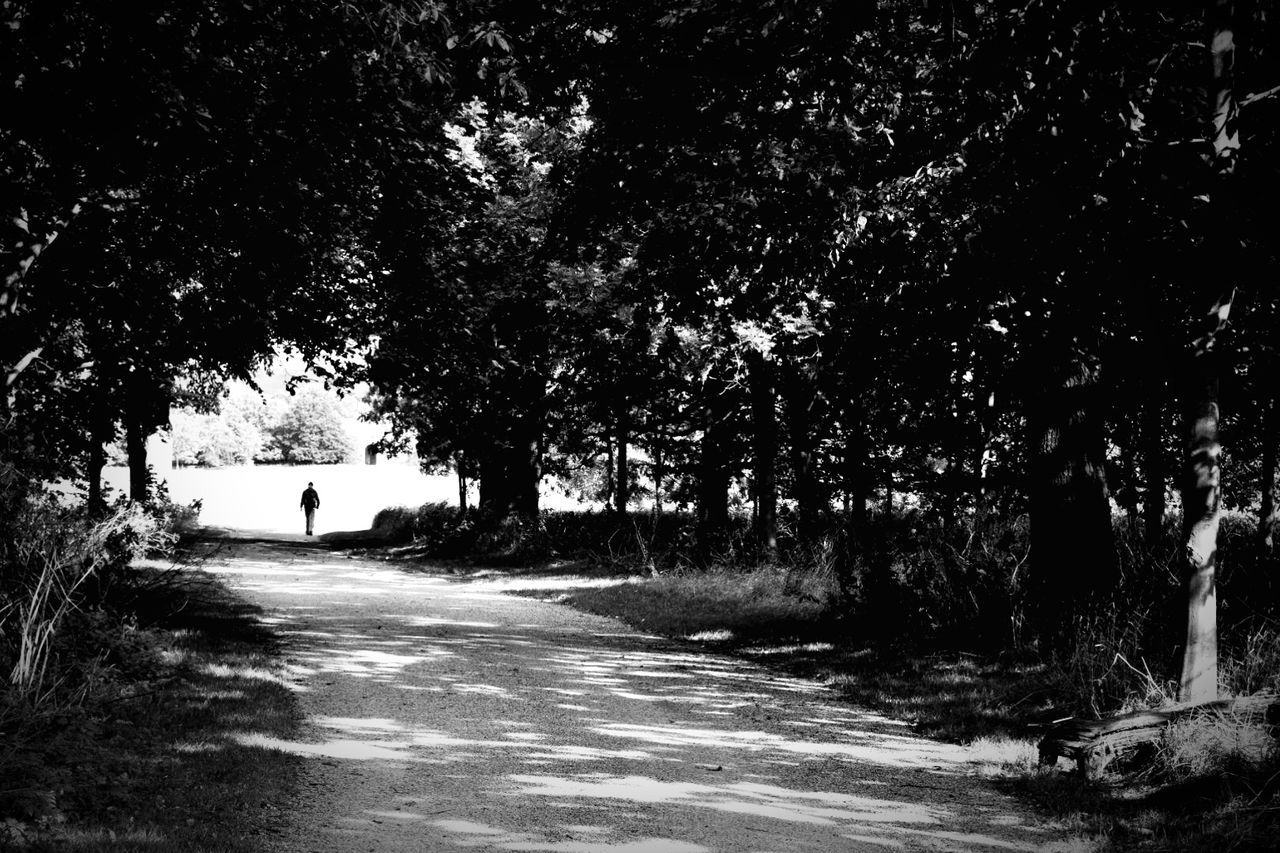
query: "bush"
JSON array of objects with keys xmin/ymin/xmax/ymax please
[
  {"xmin": 372, "ymin": 503, "xmax": 478, "ymax": 553},
  {"xmin": 0, "ymin": 498, "xmax": 166, "ymax": 704},
  {"xmin": 0, "ymin": 476, "xmax": 199, "ymax": 821}
]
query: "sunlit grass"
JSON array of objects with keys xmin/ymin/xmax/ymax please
[{"xmin": 567, "ymin": 565, "xmax": 840, "ymax": 649}]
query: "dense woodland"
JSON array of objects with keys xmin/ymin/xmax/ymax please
[{"xmin": 4, "ymin": 0, "xmax": 1280, "ymax": 718}]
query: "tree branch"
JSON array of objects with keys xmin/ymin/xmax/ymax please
[{"xmin": 1241, "ymin": 83, "xmax": 1280, "ymax": 108}]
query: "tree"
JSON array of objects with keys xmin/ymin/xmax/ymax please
[
  {"xmin": 1, "ymin": 0, "xmax": 511, "ymax": 500},
  {"xmin": 260, "ymin": 390, "xmax": 353, "ymax": 465}
]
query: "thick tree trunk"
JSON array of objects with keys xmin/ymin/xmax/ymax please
[
  {"xmin": 507, "ymin": 416, "xmax": 541, "ymax": 517},
  {"xmin": 478, "ymin": 446, "xmax": 508, "ymax": 517},
  {"xmin": 125, "ymin": 416, "xmax": 149, "ymax": 503},
  {"xmin": 1259, "ymin": 399, "xmax": 1276, "ymax": 548},
  {"xmin": 748, "ymin": 350, "xmax": 778, "ymax": 558},
  {"xmin": 1181, "ymin": 378, "xmax": 1222, "ymax": 702},
  {"xmin": 1029, "ymin": 355, "xmax": 1117, "ymax": 649},
  {"xmin": 478, "ymin": 366, "xmax": 544, "ymax": 520},
  {"xmin": 479, "ymin": 431, "xmax": 541, "ymax": 519}
]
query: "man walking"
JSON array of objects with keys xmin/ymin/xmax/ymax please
[{"xmin": 300, "ymin": 482, "xmax": 320, "ymax": 536}]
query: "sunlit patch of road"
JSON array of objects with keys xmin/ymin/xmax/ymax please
[{"xmin": 196, "ymin": 534, "xmax": 1078, "ymax": 852}]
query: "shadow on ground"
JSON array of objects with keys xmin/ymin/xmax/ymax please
[
  {"xmin": 318, "ymin": 530, "xmax": 1062, "ymax": 745},
  {"xmin": 199, "ymin": 535, "xmax": 1072, "ymax": 852},
  {"xmin": 18, "ymin": 560, "xmax": 303, "ymax": 852}
]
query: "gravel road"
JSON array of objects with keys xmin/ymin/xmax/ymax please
[{"xmin": 201, "ymin": 532, "xmax": 1073, "ymax": 853}]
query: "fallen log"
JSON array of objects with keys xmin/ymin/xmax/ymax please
[{"xmin": 1037, "ymin": 693, "xmax": 1280, "ymax": 780}]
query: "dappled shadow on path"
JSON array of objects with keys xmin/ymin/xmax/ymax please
[{"xmin": 203, "ymin": 537, "xmax": 1062, "ymax": 852}]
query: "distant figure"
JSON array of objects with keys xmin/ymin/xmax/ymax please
[{"xmin": 300, "ymin": 482, "xmax": 320, "ymax": 535}]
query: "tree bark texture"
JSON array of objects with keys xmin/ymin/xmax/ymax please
[
  {"xmin": 747, "ymin": 350, "xmax": 778, "ymax": 559},
  {"xmin": 1180, "ymin": 377, "xmax": 1222, "ymax": 702}
]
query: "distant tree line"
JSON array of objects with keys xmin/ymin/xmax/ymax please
[{"xmin": 170, "ymin": 386, "xmax": 353, "ymax": 467}]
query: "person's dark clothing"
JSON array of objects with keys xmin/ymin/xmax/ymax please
[{"xmin": 301, "ymin": 487, "xmax": 320, "ymax": 535}]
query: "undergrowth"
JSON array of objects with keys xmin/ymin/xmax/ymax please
[{"xmin": 0, "ymin": 479, "xmax": 215, "ymax": 841}]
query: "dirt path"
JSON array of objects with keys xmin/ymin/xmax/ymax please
[{"xmin": 200, "ymin": 533, "xmax": 1070, "ymax": 853}]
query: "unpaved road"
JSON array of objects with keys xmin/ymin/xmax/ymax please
[{"xmin": 201, "ymin": 532, "xmax": 1071, "ymax": 853}]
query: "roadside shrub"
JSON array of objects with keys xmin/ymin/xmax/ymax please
[
  {"xmin": 371, "ymin": 505, "xmax": 421, "ymax": 541},
  {"xmin": 1158, "ymin": 710, "xmax": 1277, "ymax": 783},
  {"xmin": 839, "ymin": 509, "xmax": 1028, "ymax": 651},
  {"xmin": 0, "ymin": 498, "xmax": 164, "ymax": 703},
  {"xmin": 0, "ymin": 482, "xmax": 195, "ymax": 824},
  {"xmin": 372, "ymin": 502, "xmax": 476, "ymax": 552}
]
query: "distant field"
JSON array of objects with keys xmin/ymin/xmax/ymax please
[{"xmin": 101, "ymin": 463, "xmax": 593, "ymax": 534}]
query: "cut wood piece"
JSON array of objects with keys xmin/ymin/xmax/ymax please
[{"xmin": 1037, "ymin": 694, "xmax": 1279, "ymax": 779}]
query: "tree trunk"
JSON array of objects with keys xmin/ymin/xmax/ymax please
[
  {"xmin": 1179, "ymin": 0, "xmax": 1239, "ymax": 703},
  {"xmin": 507, "ymin": 417, "xmax": 541, "ymax": 517},
  {"xmin": 477, "ymin": 443, "xmax": 511, "ymax": 517},
  {"xmin": 653, "ymin": 434, "xmax": 664, "ymax": 515},
  {"xmin": 604, "ymin": 435, "xmax": 615, "ymax": 509},
  {"xmin": 1141, "ymin": 385, "xmax": 1168, "ymax": 551},
  {"xmin": 456, "ymin": 453, "xmax": 468, "ymax": 515},
  {"xmin": 1259, "ymin": 399, "xmax": 1276, "ymax": 548},
  {"xmin": 87, "ymin": 417, "xmax": 108, "ymax": 514},
  {"xmin": 696, "ymin": 372, "xmax": 732, "ymax": 562},
  {"xmin": 748, "ymin": 350, "xmax": 778, "ymax": 559},
  {"xmin": 843, "ymin": 400, "xmax": 871, "ymax": 540},
  {"xmin": 615, "ymin": 404, "xmax": 629, "ymax": 516},
  {"xmin": 1029, "ymin": 354, "xmax": 1117, "ymax": 649},
  {"xmin": 783, "ymin": 361, "xmax": 820, "ymax": 546},
  {"xmin": 125, "ymin": 415, "xmax": 149, "ymax": 503},
  {"xmin": 478, "ymin": 367, "xmax": 544, "ymax": 520},
  {"xmin": 1180, "ymin": 374, "xmax": 1222, "ymax": 702}
]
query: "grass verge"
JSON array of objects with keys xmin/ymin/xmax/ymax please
[{"xmin": 2, "ymin": 555, "xmax": 300, "ymax": 852}]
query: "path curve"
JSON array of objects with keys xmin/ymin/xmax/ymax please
[{"xmin": 201, "ymin": 532, "xmax": 1065, "ymax": 853}]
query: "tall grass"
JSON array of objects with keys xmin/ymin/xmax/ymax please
[
  {"xmin": 1, "ymin": 499, "xmax": 165, "ymax": 709},
  {"xmin": 0, "ymin": 485, "xmax": 202, "ymax": 828}
]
